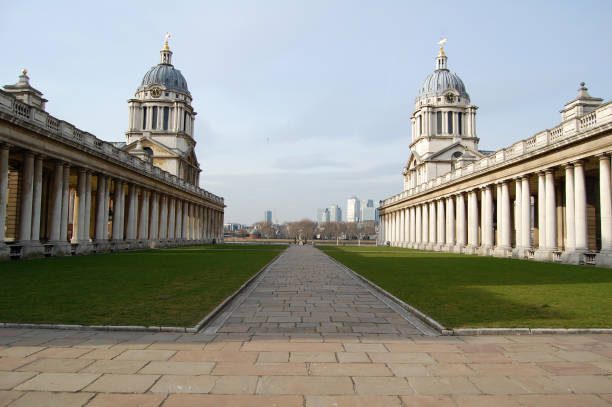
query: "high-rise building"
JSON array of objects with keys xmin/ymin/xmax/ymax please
[
  {"xmin": 360, "ymin": 199, "xmax": 376, "ymax": 221},
  {"xmin": 316, "ymin": 208, "xmax": 330, "ymax": 223},
  {"xmin": 329, "ymin": 205, "xmax": 342, "ymax": 222},
  {"xmin": 347, "ymin": 196, "xmax": 360, "ymax": 222},
  {"xmin": 264, "ymin": 210, "xmax": 272, "ymax": 223}
]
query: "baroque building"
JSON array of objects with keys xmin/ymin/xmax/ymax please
[
  {"xmin": 0, "ymin": 38, "xmax": 225, "ymax": 260},
  {"xmin": 378, "ymin": 43, "xmax": 612, "ymax": 267}
]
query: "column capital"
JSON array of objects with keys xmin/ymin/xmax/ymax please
[
  {"xmin": 596, "ymin": 153, "xmax": 611, "ymax": 160},
  {"xmin": 0, "ymin": 143, "xmax": 11, "ymax": 150},
  {"xmin": 564, "ymin": 162, "xmax": 575, "ymax": 169},
  {"xmin": 572, "ymin": 159, "xmax": 584, "ymax": 167},
  {"xmin": 520, "ymin": 174, "xmax": 530, "ymax": 181},
  {"xmin": 545, "ymin": 167, "xmax": 555, "ymax": 175}
]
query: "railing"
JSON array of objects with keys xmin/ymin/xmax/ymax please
[
  {"xmin": 0, "ymin": 89, "xmax": 225, "ymax": 206},
  {"xmin": 381, "ymin": 102, "xmax": 612, "ymax": 207},
  {"xmin": 584, "ymin": 252, "xmax": 597, "ymax": 265}
]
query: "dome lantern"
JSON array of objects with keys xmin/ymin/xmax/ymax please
[{"xmin": 160, "ymin": 33, "xmax": 173, "ymax": 65}]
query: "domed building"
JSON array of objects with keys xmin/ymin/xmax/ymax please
[
  {"xmin": 403, "ymin": 43, "xmax": 483, "ymax": 191},
  {"xmin": 124, "ymin": 37, "xmax": 201, "ymax": 186}
]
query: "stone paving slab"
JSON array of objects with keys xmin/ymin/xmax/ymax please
[{"xmin": 0, "ymin": 246, "xmax": 609, "ymax": 405}]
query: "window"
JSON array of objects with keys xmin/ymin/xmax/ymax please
[
  {"xmin": 142, "ymin": 107, "xmax": 147, "ymax": 129},
  {"xmin": 183, "ymin": 111, "xmax": 188, "ymax": 132},
  {"xmin": 152, "ymin": 107, "xmax": 158, "ymax": 130},
  {"xmin": 458, "ymin": 113, "xmax": 463, "ymax": 135},
  {"xmin": 163, "ymin": 107, "xmax": 169, "ymax": 130},
  {"xmin": 436, "ymin": 112, "xmax": 442, "ymax": 134},
  {"xmin": 448, "ymin": 111, "xmax": 453, "ymax": 134},
  {"xmin": 143, "ymin": 147, "xmax": 153, "ymax": 157},
  {"xmin": 418, "ymin": 115, "xmax": 422, "ymax": 135}
]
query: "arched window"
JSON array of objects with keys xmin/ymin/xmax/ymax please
[
  {"xmin": 451, "ymin": 151, "xmax": 463, "ymax": 170},
  {"xmin": 143, "ymin": 147, "xmax": 153, "ymax": 157}
]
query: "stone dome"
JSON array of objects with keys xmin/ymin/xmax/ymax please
[
  {"xmin": 416, "ymin": 49, "xmax": 469, "ymax": 101},
  {"xmin": 418, "ymin": 70, "xmax": 468, "ymax": 99},
  {"xmin": 138, "ymin": 64, "xmax": 190, "ymax": 96}
]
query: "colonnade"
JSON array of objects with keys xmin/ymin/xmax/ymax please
[
  {"xmin": 0, "ymin": 144, "xmax": 225, "ymax": 260},
  {"xmin": 380, "ymin": 154, "xmax": 612, "ymax": 266}
]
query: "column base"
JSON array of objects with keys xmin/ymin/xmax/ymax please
[
  {"xmin": 596, "ymin": 251, "xmax": 612, "ymax": 268},
  {"xmin": 92, "ymin": 240, "xmax": 111, "ymax": 254},
  {"xmin": 433, "ymin": 244, "xmax": 443, "ymax": 252},
  {"xmin": 493, "ymin": 246, "xmax": 513, "ymax": 258},
  {"xmin": 464, "ymin": 245, "xmax": 478, "ymax": 255},
  {"xmin": 0, "ymin": 243, "xmax": 10, "ymax": 261},
  {"xmin": 534, "ymin": 248, "xmax": 555, "ymax": 262},
  {"xmin": 75, "ymin": 242, "xmax": 92, "ymax": 255},
  {"xmin": 49, "ymin": 241, "xmax": 71, "ymax": 256},
  {"xmin": 425, "ymin": 243, "xmax": 435, "ymax": 251},
  {"xmin": 111, "ymin": 240, "xmax": 128, "ymax": 252},
  {"xmin": 562, "ymin": 250, "xmax": 586, "ymax": 265},
  {"xmin": 20, "ymin": 241, "xmax": 45, "ymax": 259}
]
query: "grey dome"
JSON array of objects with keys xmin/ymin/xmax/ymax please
[
  {"xmin": 418, "ymin": 69, "xmax": 469, "ymax": 100},
  {"xmin": 138, "ymin": 64, "xmax": 190, "ymax": 96}
]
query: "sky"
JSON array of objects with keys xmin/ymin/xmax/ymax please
[{"xmin": 2, "ymin": 1, "xmax": 611, "ymax": 224}]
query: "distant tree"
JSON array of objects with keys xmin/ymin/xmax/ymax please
[{"xmin": 253, "ymin": 221, "xmax": 275, "ymax": 238}]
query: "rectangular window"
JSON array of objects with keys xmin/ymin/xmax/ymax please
[
  {"xmin": 152, "ymin": 107, "xmax": 158, "ymax": 130},
  {"xmin": 458, "ymin": 112, "xmax": 463, "ymax": 135},
  {"xmin": 163, "ymin": 107, "xmax": 169, "ymax": 130},
  {"xmin": 183, "ymin": 111, "xmax": 188, "ymax": 132},
  {"xmin": 142, "ymin": 107, "xmax": 147, "ymax": 129},
  {"xmin": 447, "ymin": 111, "xmax": 453, "ymax": 134},
  {"xmin": 436, "ymin": 112, "xmax": 442, "ymax": 134},
  {"xmin": 418, "ymin": 115, "xmax": 422, "ymax": 135}
]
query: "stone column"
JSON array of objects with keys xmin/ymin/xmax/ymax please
[
  {"xmin": 437, "ymin": 199, "xmax": 445, "ymax": 249},
  {"xmin": 72, "ymin": 169, "xmax": 86, "ymax": 243},
  {"xmin": 159, "ymin": 195, "xmax": 168, "ymax": 241},
  {"xmin": 422, "ymin": 203, "xmax": 429, "ymax": 248},
  {"xmin": 48, "ymin": 161, "xmax": 64, "ymax": 242},
  {"xmin": 175, "ymin": 199, "xmax": 183, "ymax": 240},
  {"xmin": 0, "ymin": 145, "xmax": 9, "ymax": 260},
  {"xmin": 399, "ymin": 209, "xmax": 405, "ymax": 245},
  {"xmin": 501, "ymin": 180, "xmax": 511, "ymax": 250},
  {"xmin": 467, "ymin": 190, "xmax": 478, "ymax": 250},
  {"xmin": 564, "ymin": 164, "xmax": 575, "ymax": 252},
  {"xmin": 95, "ymin": 174, "xmax": 107, "ymax": 242},
  {"xmin": 537, "ymin": 172, "xmax": 546, "ymax": 249},
  {"xmin": 485, "ymin": 185, "xmax": 494, "ymax": 250},
  {"xmin": 60, "ymin": 165, "xmax": 70, "ymax": 243},
  {"xmin": 515, "ymin": 178, "xmax": 522, "ymax": 249},
  {"xmin": 455, "ymin": 193, "xmax": 465, "ymax": 249},
  {"xmin": 168, "ymin": 198, "xmax": 176, "ymax": 242},
  {"xmin": 545, "ymin": 169, "xmax": 557, "ymax": 251},
  {"xmin": 574, "ymin": 160, "xmax": 587, "ymax": 252},
  {"xmin": 103, "ymin": 177, "xmax": 111, "ymax": 238},
  {"xmin": 409, "ymin": 207, "xmax": 416, "ymax": 246},
  {"xmin": 429, "ymin": 201, "xmax": 436, "ymax": 247},
  {"xmin": 415, "ymin": 205, "xmax": 422, "ymax": 245},
  {"xmin": 496, "ymin": 183, "xmax": 502, "ymax": 248},
  {"xmin": 480, "ymin": 188, "xmax": 486, "ymax": 250},
  {"xmin": 138, "ymin": 189, "xmax": 149, "ymax": 242},
  {"xmin": 150, "ymin": 191, "xmax": 159, "ymax": 244},
  {"xmin": 600, "ymin": 154, "xmax": 612, "ymax": 253},
  {"xmin": 83, "ymin": 171, "xmax": 92, "ymax": 243},
  {"xmin": 112, "ymin": 181, "xmax": 123, "ymax": 241},
  {"xmin": 125, "ymin": 184, "xmax": 138, "ymax": 241},
  {"xmin": 447, "ymin": 196, "xmax": 456, "ymax": 249},
  {"xmin": 521, "ymin": 175, "xmax": 531, "ymax": 252},
  {"xmin": 30, "ymin": 155, "xmax": 43, "ymax": 242},
  {"xmin": 19, "ymin": 152, "xmax": 35, "ymax": 242}
]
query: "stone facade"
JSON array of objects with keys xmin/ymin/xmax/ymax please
[
  {"xmin": 0, "ymin": 43, "xmax": 224, "ymax": 261},
  {"xmin": 379, "ymin": 47, "xmax": 612, "ymax": 267}
]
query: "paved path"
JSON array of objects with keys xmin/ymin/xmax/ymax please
[{"xmin": 0, "ymin": 245, "xmax": 610, "ymax": 406}]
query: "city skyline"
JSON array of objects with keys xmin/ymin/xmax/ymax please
[{"xmin": 3, "ymin": 1, "xmax": 611, "ymax": 224}]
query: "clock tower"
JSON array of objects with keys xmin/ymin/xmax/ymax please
[
  {"xmin": 403, "ymin": 41, "xmax": 482, "ymax": 190},
  {"xmin": 124, "ymin": 35, "xmax": 201, "ymax": 186}
]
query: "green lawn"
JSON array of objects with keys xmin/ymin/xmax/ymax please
[
  {"xmin": 319, "ymin": 246, "xmax": 612, "ymax": 329},
  {"xmin": 0, "ymin": 244, "xmax": 285, "ymax": 327}
]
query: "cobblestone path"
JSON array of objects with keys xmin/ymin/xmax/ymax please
[
  {"xmin": 205, "ymin": 244, "xmax": 436, "ymax": 338},
  {"xmin": 0, "ymin": 245, "xmax": 610, "ymax": 406}
]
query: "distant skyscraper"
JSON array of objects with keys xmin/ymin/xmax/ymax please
[
  {"xmin": 347, "ymin": 196, "xmax": 360, "ymax": 222},
  {"xmin": 264, "ymin": 210, "xmax": 272, "ymax": 223},
  {"xmin": 329, "ymin": 205, "xmax": 342, "ymax": 222},
  {"xmin": 316, "ymin": 208, "xmax": 330, "ymax": 223},
  {"xmin": 360, "ymin": 199, "xmax": 376, "ymax": 221}
]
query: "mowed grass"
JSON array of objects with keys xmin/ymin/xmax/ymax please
[
  {"xmin": 319, "ymin": 246, "xmax": 612, "ymax": 329},
  {"xmin": 0, "ymin": 244, "xmax": 285, "ymax": 327}
]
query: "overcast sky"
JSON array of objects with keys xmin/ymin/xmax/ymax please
[{"xmin": 2, "ymin": 1, "xmax": 611, "ymax": 224}]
